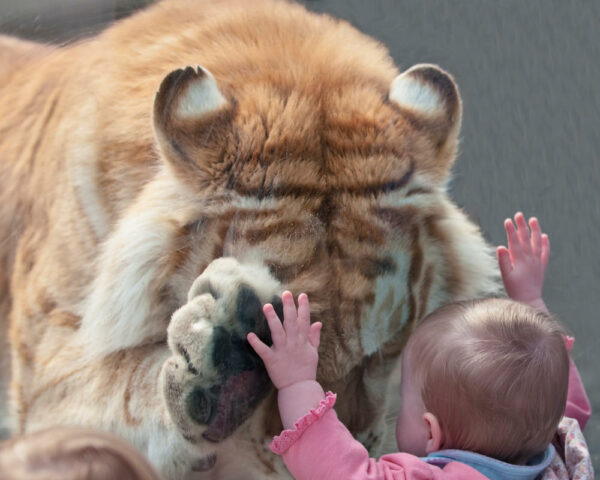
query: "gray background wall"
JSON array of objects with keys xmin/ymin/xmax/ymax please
[{"xmin": 1, "ymin": 0, "xmax": 598, "ymax": 470}]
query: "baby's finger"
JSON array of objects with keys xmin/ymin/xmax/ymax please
[
  {"xmin": 247, "ymin": 332, "xmax": 272, "ymax": 362},
  {"xmin": 504, "ymin": 218, "xmax": 521, "ymax": 258},
  {"xmin": 514, "ymin": 212, "xmax": 531, "ymax": 254},
  {"xmin": 541, "ymin": 234, "xmax": 550, "ymax": 269},
  {"xmin": 263, "ymin": 303, "xmax": 285, "ymax": 346},
  {"xmin": 309, "ymin": 322, "xmax": 322, "ymax": 350},
  {"xmin": 281, "ymin": 291, "xmax": 298, "ymax": 337},
  {"xmin": 497, "ymin": 246, "xmax": 513, "ymax": 277},
  {"xmin": 529, "ymin": 217, "xmax": 542, "ymax": 257},
  {"xmin": 297, "ymin": 293, "xmax": 310, "ymax": 339}
]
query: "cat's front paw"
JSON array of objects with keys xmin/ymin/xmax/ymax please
[{"xmin": 161, "ymin": 257, "xmax": 282, "ymax": 444}]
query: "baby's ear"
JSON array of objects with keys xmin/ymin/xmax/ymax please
[
  {"xmin": 153, "ymin": 66, "xmax": 234, "ymax": 189},
  {"xmin": 423, "ymin": 412, "xmax": 444, "ymax": 454},
  {"xmin": 389, "ymin": 64, "xmax": 462, "ymax": 181}
]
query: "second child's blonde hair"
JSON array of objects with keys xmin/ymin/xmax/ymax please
[
  {"xmin": 0, "ymin": 427, "xmax": 161, "ymax": 480},
  {"xmin": 404, "ymin": 298, "xmax": 569, "ymax": 464}
]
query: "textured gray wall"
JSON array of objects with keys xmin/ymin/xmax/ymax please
[{"xmin": 1, "ymin": 0, "xmax": 598, "ymax": 470}]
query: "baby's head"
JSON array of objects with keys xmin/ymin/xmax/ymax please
[{"xmin": 396, "ymin": 298, "xmax": 569, "ymax": 464}]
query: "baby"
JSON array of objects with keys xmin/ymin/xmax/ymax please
[{"xmin": 248, "ymin": 213, "xmax": 592, "ymax": 479}]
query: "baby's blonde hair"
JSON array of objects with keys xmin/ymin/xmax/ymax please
[
  {"xmin": 0, "ymin": 427, "xmax": 161, "ymax": 480},
  {"xmin": 404, "ymin": 298, "xmax": 569, "ymax": 464}
]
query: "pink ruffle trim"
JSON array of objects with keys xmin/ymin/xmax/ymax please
[{"xmin": 269, "ymin": 391, "xmax": 337, "ymax": 455}]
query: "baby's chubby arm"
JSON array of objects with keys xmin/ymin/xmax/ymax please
[{"xmin": 247, "ymin": 291, "xmax": 325, "ymax": 429}]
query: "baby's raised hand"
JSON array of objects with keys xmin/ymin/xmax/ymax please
[
  {"xmin": 247, "ymin": 291, "xmax": 322, "ymax": 390},
  {"xmin": 497, "ymin": 212, "xmax": 550, "ymax": 305}
]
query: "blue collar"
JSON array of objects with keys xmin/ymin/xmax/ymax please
[{"xmin": 422, "ymin": 445, "xmax": 555, "ymax": 480}]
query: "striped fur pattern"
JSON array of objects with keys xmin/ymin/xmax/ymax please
[{"xmin": 0, "ymin": 0, "xmax": 498, "ymax": 478}]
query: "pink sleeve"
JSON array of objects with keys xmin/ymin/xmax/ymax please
[
  {"xmin": 271, "ymin": 393, "xmax": 451, "ymax": 480},
  {"xmin": 564, "ymin": 337, "xmax": 591, "ymax": 430}
]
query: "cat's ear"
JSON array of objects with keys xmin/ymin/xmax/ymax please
[
  {"xmin": 390, "ymin": 64, "xmax": 461, "ymax": 176},
  {"xmin": 153, "ymin": 66, "xmax": 234, "ymax": 189}
]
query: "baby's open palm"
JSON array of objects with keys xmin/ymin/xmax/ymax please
[
  {"xmin": 497, "ymin": 212, "xmax": 550, "ymax": 304},
  {"xmin": 247, "ymin": 291, "xmax": 322, "ymax": 390}
]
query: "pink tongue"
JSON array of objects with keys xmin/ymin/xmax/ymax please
[{"xmin": 202, "ymin": 369, "xmax": 267, "ymax": 442}]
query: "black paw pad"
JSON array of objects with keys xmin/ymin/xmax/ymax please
[
  {"xmin": 236, "ymin": 285, "xmax": 263, "ymax": 331},
  {"xmin": 212, "ymin": 326, "xmax": 255, "ymax": 373},
  {"xmin": 187, "ymin": 384, "xmax": 219, "ymax": 425},
  {"xmin": 192, "ymin": 454, "xmax": 217, "ymax": 472}
]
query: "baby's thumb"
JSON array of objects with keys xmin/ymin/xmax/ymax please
[{"xmin": 309, "ymin": 322, "xmax": 322, "ymax": 349}]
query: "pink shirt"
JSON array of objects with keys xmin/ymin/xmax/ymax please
[
  {"xmin": 271, "ymin": 339, "xmax": 592, "ymax": 480},
  {"xmin": 273, "ymin": 393, "xmax": 493, "ymax": 479}
]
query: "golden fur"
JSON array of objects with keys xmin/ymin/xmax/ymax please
[{"xmin": 0, "ymin": 0, "xmax": 498, "ymax": 478}]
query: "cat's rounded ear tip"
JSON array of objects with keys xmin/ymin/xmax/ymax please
[
  {"xmin": 154, "ymin": 65, "xmax": 227, "ymax": 123},
  {"xmin": 390, "ymin": 64, "xmax": 460, "ymax": 122}
]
